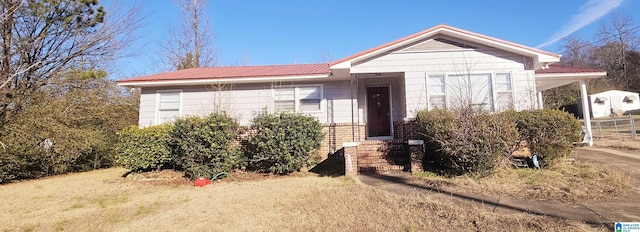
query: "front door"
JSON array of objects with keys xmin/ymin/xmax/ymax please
[{"xmin": 367, "ymin": 86, "xmax": 391, "ymax": 137}]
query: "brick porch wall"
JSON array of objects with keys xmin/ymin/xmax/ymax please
[
  {"xmin": 318, "ymin": 119, "xmax": 424, "ymax": 175},
  {"xmin": 318, "ymin": 123, "xmax": 366, "ymax": 159}
]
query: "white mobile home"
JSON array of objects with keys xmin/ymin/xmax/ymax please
[{"xmin": 586, "ymin": 90, "xmax": 640, "ymax": 118}]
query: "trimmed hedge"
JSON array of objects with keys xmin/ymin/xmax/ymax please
[
  {"xmin": 170, "ymin": 113, "xmax": 243, "ymax": 179},
  {"xmin": 246, "ymin": 111, "xmax": 323, "ymax": 174},
  {"xmin": 502, "ymin": 109, "xmax": 582, "ymax": 165},
  {"xmin": 115, "ymin": 124, "xmax": 174, "ymax": 172},
  {"xmin": 416, "ymin": 108, "xmax": 518, "ymax": 175}
]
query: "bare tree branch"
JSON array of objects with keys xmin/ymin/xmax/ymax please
[
  {"xmin": 0, "ymin": 0, "xmax": 143, "ymax": 129},
  {"xmin": 158, "ymin": 0, "xmax": 217, "ymax": 70}
]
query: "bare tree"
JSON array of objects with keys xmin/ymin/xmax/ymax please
[
  {"xmin": 160, "ymin": 0, "xmax": 217, "ymax": 70},
  {"xmin": 318, "ymin": 49, "xmax": 334, "ymax": 63},
  {"xmin": 595, "ymin": 15, "xmax": 640, "ymax": 89},
  {"xmin": 561, "ymin": 36, "xmax": 595, "ymax": 67},
  {"xmin": 0, "ymin": 0, "xmax": 142, "ymax": 130},
  {"xmin": 546, "ymin": 14, "xmax": 640, "ymax": 109}
]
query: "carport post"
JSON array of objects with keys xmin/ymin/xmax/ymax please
[{"xmin": 579, "ymin": 80, "xmax": 593, "ymax": 146}]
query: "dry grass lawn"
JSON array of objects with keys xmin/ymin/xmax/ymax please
[
  {"xmin": 414, "ymin": 162, "xmax": 632, "ymax": 204},
  {"xmin": 1, "ymin": 168, "xmax": 608, "ymax": 231},
  {"xmin": 594, "ymin": 139, "xmax": 640, "ymax": 150}
]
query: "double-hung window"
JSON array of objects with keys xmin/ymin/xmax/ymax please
[
  {"xmin": 495, "ymin": 73, "xmax": 513, "ymax": 110},
  {"xmin": 274, "ymin": 88, "xmax": 296, "ymax": 112},
  {"xmin": 427, "ymin": 73, "xmax": 498, "ymax": 111},
  {"xmin": 273, "ymin": 85, "xmax": 322, "ymax": 113},
  {"xmin": 445, "ymin": 73, "xmax": 494, "ymax": 111},
  {"xmin": 157, "ymin": 90, "xmax": 181, "ymax": 124},
  {"xmin": 428, "ymin": 75, "xmax": 446, "ymax": 109}
]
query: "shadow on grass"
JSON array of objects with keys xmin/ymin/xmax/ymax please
[
  {"xmin": 309, "ymin": 149, "xmax": 345, "ymax": 177},
  {"xmin": 362, "ymin": 173, "xmax": 613, "ymax": 230}
]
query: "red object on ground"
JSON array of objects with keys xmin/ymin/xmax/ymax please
[{"xmin": 194, "ymin": 177, "xmax": 211, "ymax": 187}]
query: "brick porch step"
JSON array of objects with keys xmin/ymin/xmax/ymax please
[{"xmin": 355, "ymin": 140, "xmax": 411, "ymax": 174}]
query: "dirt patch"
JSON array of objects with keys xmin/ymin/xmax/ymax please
[
  {"xmin": 125, "ymin": 170, "xmax": 191, "ymax": 186},
  {"xmin": 124, "ymin": 169, "xmax": 319, "ymax": 186}
]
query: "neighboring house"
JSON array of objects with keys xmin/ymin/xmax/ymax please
[
  {"xmin": 579, "ymin": 90, "xmax": 640, "ymax": 118},
  {"xmin": 118, "ymin": 24, "xmax": 606, "ymax": 174}
]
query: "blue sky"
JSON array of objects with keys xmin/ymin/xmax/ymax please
[{"xmin": 109, "ymin": 0, "xmax": 639, "ymax": 79}]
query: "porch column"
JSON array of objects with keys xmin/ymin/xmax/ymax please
[
  {"xmin": 350, "ymin": 74, "xmax": 356, "ymax": 142},
  {"xmin": 537, "ymin": 91, "xmax": 544, "ymax": 109},
  {"xmin": 579, "ymin": 80, "xmax": 593, "ymax": 146}
]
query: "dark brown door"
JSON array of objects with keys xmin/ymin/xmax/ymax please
[{"xmin": 367, "ymin": 86, "xmax": 391, "ymax": 137}]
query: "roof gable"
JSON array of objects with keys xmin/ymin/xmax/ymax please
[{"xmin": 330, "ymin": 24, "xmax": 560, "ymax": 69}]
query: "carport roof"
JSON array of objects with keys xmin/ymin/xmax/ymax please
[
  {"xmin": 535, "ymin": 64, "xmax": 607, "ymax": 92},
  {"xmin": 535, "ymin": 64, "xmax": 604, "ymax": 74}
]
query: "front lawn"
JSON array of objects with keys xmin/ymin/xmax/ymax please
[{"xmin": 0, "ymin": 168, "xmax": 608, "ymax": 231}]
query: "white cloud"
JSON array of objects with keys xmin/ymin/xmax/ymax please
[{"xmin": 536, "ymin": 0, "xmax": 623, "ymax": 48}]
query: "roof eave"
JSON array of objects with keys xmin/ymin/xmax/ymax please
[
  {"xmin": 534, "ymin": 72, "xmax": 607, "ymax": 79},
  {"xmin": 117, "ymin": 74, "xmax": 333, "ymax": 87}
]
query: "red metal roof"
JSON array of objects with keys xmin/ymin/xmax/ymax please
[
  {"xmin": 330, "ymin": 24, "xmax": 561, "ymax": 66},
  {"xmin": 118, "ymin": 63, "xmax": 331, "ymax": 83},
  {"xmin": 535, "ymin": 64, "xmax": 605, "ymax": 74}
]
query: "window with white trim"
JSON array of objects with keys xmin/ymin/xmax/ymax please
[
  {"xmin": 495, "ymin": 73, "xmax": 513, "ymax": 110},
  {"xmin": 447, "ymin": 73, "xmax": 493, "ymax": 111},
  {"xmin": 157, "ymin": 90, "xmax": 181, "ymax": 124},
  {"xmin": 428, "ymin": 75, "xmax": 446, "ymax": 109},
  {"xmin": 274, "ymin": 85, "xmax": 322, "ymax": 113},
  {"xmin": 427, "ymin": 73, "xmax": 498, "ymax": 111},
  {"xmin": 274, "ymin": 88, "xmax": 296, "ymax": 112}
]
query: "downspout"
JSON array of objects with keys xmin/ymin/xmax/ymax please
[
  {"xmin": 424, "ymin": 72, "xmax": 429, "ymax": 111},
  {"xmin": 350, "ymin": 74, "xmax": 355, "ymax": 142}
]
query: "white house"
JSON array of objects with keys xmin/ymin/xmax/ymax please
[
  {"xmin": 582, "ymin": 90, "xmax": 640, "ymax": 118},
  {"xmin": 118, "ymin": 24, "xmax": 607, "ymax": 170}
]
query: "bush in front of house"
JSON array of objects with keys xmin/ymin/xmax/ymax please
[
  {"xmin": 115, "ymin": 124, "xmax": 174, "ymax": 172},
  {"xmin": 502, "ymin": 109, "xmax": 582, "ymax": 165},
  {"xmin": 246, "ymin": 111, "xmax": 323, "ymax": 174},
  {"xmin": 170, "ymin": 113, "xmax": 244, "ymax": 179},
  {"xmin": 416, "ymin": 107, "xmax": 518, "ymax": 176}
]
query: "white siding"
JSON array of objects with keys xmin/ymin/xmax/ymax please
[
  {"xmin": 511, "ymin": 70, "xmax": 537, "ymax": 111},
  {"xmin": 353, "ymin": 36, "xmax": 537, "ymax": 116},
  {"xmin": 403, "ymin": 71, "xmax": 427, "ymax": 118},
  {"xmin": 353, "ymin": 49, "xmax": 527, "ymax": 73},
  {"xmin": 138, "ymin": 88, "xmax": 157, "ymax": 127},
  {"xmin": 324, "ymin": 80, "xmax": 356, "ymax": 124},
  {"xmin": 138, "ymin": 80, "xmax": 356, "ymax": 127}
]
